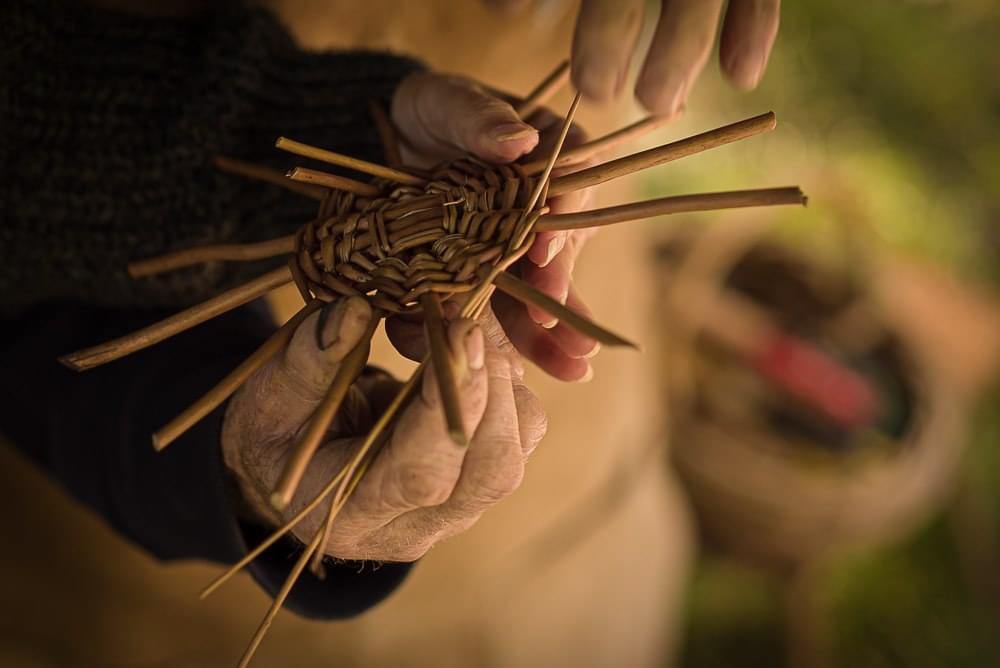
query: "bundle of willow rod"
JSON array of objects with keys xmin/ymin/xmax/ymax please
[{"xmin": 60, "ymin": 61, "xmax": 807, "ymax": 667}]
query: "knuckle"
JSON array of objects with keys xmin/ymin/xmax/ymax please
[
  {"xmin": 470, "ymin": 459, "xmax": 524, "ymax": 504},
  {"xmin": 526, "ymin": 410, "xmax": 548, "ymax": 450},
  {"xmin": 394, "ymin": 464, "xmax": 454, "ymax": 508},
  {"xmin": 392, "ymin": 541, "xmax": 432, "ymax": 563}
]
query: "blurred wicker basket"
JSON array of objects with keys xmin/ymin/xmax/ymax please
[{"xmin": 657, "ymin": 221, "xmax": 968, "ymax": 571}]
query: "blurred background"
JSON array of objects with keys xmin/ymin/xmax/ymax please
[
  {"xmin": 657, "ymin": 2, "xmax": 1000, "ymax": 667},
  {"xmin": 1, "ymin": 1, "xmax": 998, "ymax": 666}
]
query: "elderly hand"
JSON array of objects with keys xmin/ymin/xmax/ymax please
[
  {"xmin": 223, "ymin": 297, "xmax": 546, "ymax": 561},
  {"xmin": 487, "ymin": 0, "xmax": 779, "ymax": 114},
  {"xmin": 391, "ymin": 71, "xmax": 600, "ymax": 382}
]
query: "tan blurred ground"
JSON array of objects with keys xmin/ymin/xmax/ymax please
[{"xmin": 0, "ymin": 2, "xmax": 693, "ymax": 666}]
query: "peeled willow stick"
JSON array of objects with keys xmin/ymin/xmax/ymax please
[
  {"xmin": 516, "ymin": 59, "xmax": 570, "ymax": 118},
  {"xmin": 275, "ymin": 137, "xmax": 425, "ymax": 187},
  {"xmin": 214, "ymin": 156, "xmax": 326, "ymax": 201},
  {"xmin": 237, "ymin": 450, "xmax": 373, "ymax": 668},
  {"xmin": 307, "ymin": 367, "xmax": 426, "ymax": 573},
  {"xmin": 270, "ymin": 312, "xmax": 381, "ymax": 511},
  {"xmin": 236, "ymin": 514, "xmax": 325, "ymax": 668},
  {"xmin": 128, "ymin": 235, "xmax": 296, "ymax": 279},
  {"xmin": 307, "ymin": 429, "xmax": 382, "ymax": 575},
  {"xmin": 287, "ymin": 167, "xmax": 381, "ymax": 197},
  {"xmin": 521, "ymin": 112, "xmax": 679, "ymax": 174},
  {"xmin": 509, "ymin": 92, "xmax": 582, "ymax": 254},
  {"xmin": 421, "ymin": 293, "xmax": 467, "ymax": 446},
  {"xmin": 60, "ymin": 266, "xmax": 292, "ymax": 371},
  {"xmin": 200, "ymin": 366, "xmax": 423, "ymax": 601},
  {"xmin": 493, "ymin": 271, "xmax": 637, "ymax": 349},
  {"xmin": 537, "ymin": 187, "xmax": 808, "ymax": 232},
  {"xmin": 547, "ymin": 111, "xmax": 777, "ymax": 197},
  {"xmin": 153, "ymin": 300, "xmax": 323, "ymax": 451}
]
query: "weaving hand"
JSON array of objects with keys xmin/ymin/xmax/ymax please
[
  {"xmin": 486, "ymin": 0, "xmax": 780, "ymax": 114},
  {"xmin": 223, "ymin": 297, "xmax": 545, "ymax": 561},
  {"xmin": 391, "ymin": 71, "xmax": 600, "ymax": 382}
]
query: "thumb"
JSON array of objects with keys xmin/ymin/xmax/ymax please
[
  {"xmin": 261, "ymin": 297, "xmax": 373, "ymax": 429},
  {"xmin": 392, "ymin": 72, "xmax": 539, "ymax": 163}
]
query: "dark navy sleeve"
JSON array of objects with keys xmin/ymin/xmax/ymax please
[{"xmin": 0, "ymin": 300, "xmax": 411, "ymax": 619}]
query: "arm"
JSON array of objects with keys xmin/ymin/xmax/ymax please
[
  {"xmin": 0, "ymin": 301, "xmax": 410, "ymax": 618},
  {"xmin": 0, "ymin": 0, "xmax": 423, "ymax": 314}
]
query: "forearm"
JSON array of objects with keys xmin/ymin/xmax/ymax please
[{"xmin": 0, "ymin": 301, "xmax": 410, "ymax": 618}]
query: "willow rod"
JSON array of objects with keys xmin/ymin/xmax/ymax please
[
  {"xmin": 307, "ymin": 366, "xmax": 425, "ymax": 573},
  {"xmin": 368, "ymin": 100, "xmax": 403, "ymax": 168},
  {"xmin": 237, "ymin": 516, "xmax": 326, "ymax": 668},
  {"xmin": 270, "ymin": 312, "xmax": 380, "ymax": 511},
  {"xmin": 547, "ymin": 111, "xmax": 777, "ymax": 197},
  {"xmin": 214, "ymin": 156, "xmax": 326, "ymax": 201},
  {"xmin": 243, "ymin": 433, "xmax": 377, "ymax": 666},
  {"xmin": 308, "ymin": 436, "xmax": 379, "ymax": 575},
  {"xmin": 152, "ymin": 301, "xmax": 322, "ymax": 451},
  {"xmin": 537, "ymin": 187, "xmax": 808, "ymax": 231},
  {"xmin": 421, "ymin": 293, "xmax": 467, "ymax": 446},
  {"xmin": 287, "ymin": 167, "xmax": 381, "ymax": 197},
  {"xmin": 510, "ymin": 92, "xmax": 582, "ymax": 252},
  {"xmin": 61, "ymin": 266, "xmax": 292, "ymax": 371},
  {"xmin": 128, "ymin": 235, "xmax": 296, "ymax": 279},
  {"xmin": 521, "ymin": 112, "xmax": 679, "ymax": 175},
  {"xmin": 493, "ymin": 271, "xmax": 638, "ymax": 349},
  {"xmin": 275, "ymin": 137, "xmax": 425, "ymax": 186},
  {"xmin": 516, "ymin": 59, "xmax": 570, "ymax": 118}
]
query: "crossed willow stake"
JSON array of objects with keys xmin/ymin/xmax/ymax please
[{"xmin": 60, "ymin": 61, "xmax": 806, "ymax": 666}]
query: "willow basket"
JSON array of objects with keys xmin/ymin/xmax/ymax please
[{"xmin": 658, "ymin": 223, "xmax": 968, "ymax": 571}]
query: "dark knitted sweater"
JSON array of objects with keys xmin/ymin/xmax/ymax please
[
  {"xmin": 0, "ymin": 0, "xmax": 424, "ymax": 619},
  {"xmin": 1, "ymin": 0, "xmax": 420, "ymax": 313}
]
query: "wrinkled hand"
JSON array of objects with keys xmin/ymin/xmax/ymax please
[
  {"xmin": 223, "ymin": 297, "xmax": 546, "ymax": 561},
  {"xmin": 391, "ymin": 71, "xmax": 600, "ymax": 382},
  {"xmin": 487, "ymin": 0, "xmax": 780, "ymax": 114}
]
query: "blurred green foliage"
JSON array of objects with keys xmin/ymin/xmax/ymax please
[
  {"xmin": 645, "ymin": 0, "xmax": 999, "ymax": 285},
  {"xmin": 667, "ymin": 2, "xmax": 1000, "ymax": 666}
]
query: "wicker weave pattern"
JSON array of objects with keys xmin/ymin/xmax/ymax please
[{"xmin": 290, "ymin": 158, "xmax": 542, "ymax": 315}]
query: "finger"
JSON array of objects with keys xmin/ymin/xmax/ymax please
[
  {"xmin": 519, "ymin": 231, "xmax": 588, "ymax": 328},
  {"xmin": 512, "ymin": 382, "xmax": 547, "ymax": 457},
  {"xmin": 237, "ymin": 297, "xmax": 373, "ymax": 438},
  {"xmin": 492, "ymin": 291, "xmax": 592, "ymax": 382},
  {"xmin": 351, "ymin": 320, "xmax": 489, "ymax": 523},
  {"xmin": 635, "ymin": 0, "xmax": 726, "ymax": 114},
  {"xmin": 526, "ymin": 230, "xmax": 566, "ymax": 268},
  {"xmin": 526, "ymin": 120, "xmax": 595, "ymax": 268},
  {"xmin": 374, "ymin": 334, "xmax": 535, "ymax": 551},
  {"xmin": 571, "ymin": 0, "xmax": 646, "ymax": 103},
  {"xmin": 392, "ymin": 72, "xmax": 539, "ymax": 164},
  {"xmin": 720, "ymin": 0, "xmax": 780, "ymax": 90},
  {"xmin": 548, "ymin": 284, "xmax": 600, "ymax": 359}
]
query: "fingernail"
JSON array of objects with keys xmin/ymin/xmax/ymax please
[
  {"xmin": 743, "ymin": 52, "xmax": 766, "ymax": 89},
  {"xmin": 541, "ymin": 234, "xmax": 565, "ymax": 268},
  {"xmin": 724, "ymin": 48, "xmax": 765, "ymax": 90},
  {"xmin": 465, "ymin": 325, "xmax": 485, "ymax": 370},
  {"xmin": 576, "ymin": 58, "xmax": 619, "ymax": 102},
  {"xmin": 639, "ymin": 70, "xmax": 689, "ymax": 115},
  {"xmin": 541, "ymin": 318, "xmax": 558, "ymax": 329},
  {"xmin": 576, "ymin": 362, "xmax": 594, "ymax": 383},
  {"xmin": 316, "ymin": 298, "xmax": 345, "ymax": 350},
  {"xmin": 584, "ymin": 342, "xmax": 601, "ymax": 359},
  {"xmin": 492, "ymin": 123, "xmax": 537, "ymax": 143}
]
